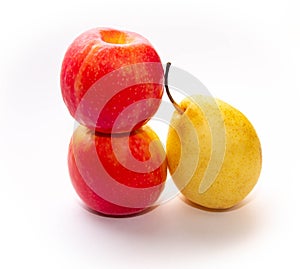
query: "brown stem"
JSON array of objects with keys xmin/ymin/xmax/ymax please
[{"xmin": 164, "ymin": 62, "xmax": 184, "ymax": 114}]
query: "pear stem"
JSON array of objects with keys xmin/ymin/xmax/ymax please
[{"xmin": 164, "ymin": 62, "xmax": 184, "ymax": 114}]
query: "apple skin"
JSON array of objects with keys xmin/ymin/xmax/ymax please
[
  {"xmin": 61, "ymin": 28, "xmax": 164, "ymax": 133},
  {"xmin": 68, "ymin": 124, "xmax": 167, "ymax": 216}
]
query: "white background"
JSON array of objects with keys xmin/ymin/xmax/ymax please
[{"xmin": 1, "ymin": 0, "xmax": 300, "ymax": 268}]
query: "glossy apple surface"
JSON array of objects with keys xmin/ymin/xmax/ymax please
[
  {"xmin": 68, "ymin": 124, "xmax": 167, "ymax": 216},
  {"xmin": 61, "ymin": 28, "xmax": 164, "ymax": 133}
]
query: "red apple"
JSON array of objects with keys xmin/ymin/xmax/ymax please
[
  {"xmin": 68, "ymin": 124, "xmax": 167, "ymax": 216},
  {"xmin": 60, "ymin": 27, "xmax": 164, "ymax": 133}
]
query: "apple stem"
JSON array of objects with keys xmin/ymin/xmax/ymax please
[{"xmin": 164, "ymin": 62, "xmax": 184, "ymax": 114}]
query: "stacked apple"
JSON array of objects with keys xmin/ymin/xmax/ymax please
[{"xmin": 60, "ymin": 28, "xmax": 167, "ymax": 216}]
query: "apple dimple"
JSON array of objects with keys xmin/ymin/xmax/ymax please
[{"xmin": 100, "ymin": 29, "xmax": 134, "ymax": 45}]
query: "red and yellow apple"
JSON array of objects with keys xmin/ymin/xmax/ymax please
[
  {"xmin": 68, "ymin": 124, "xmax": 167, "ymax": 216},
  {"xmin": 60, "ymin": 28, "xmax": 164, "ymax": 133}
]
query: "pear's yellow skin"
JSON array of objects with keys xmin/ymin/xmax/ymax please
[{"xmin": 167, "ymin": 96, "xmax": 262, "ymax": 209}]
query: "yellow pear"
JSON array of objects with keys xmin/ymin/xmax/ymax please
[{"xmin": 166, "ymin": 95, "xmax": 262, "ymax": 209}]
